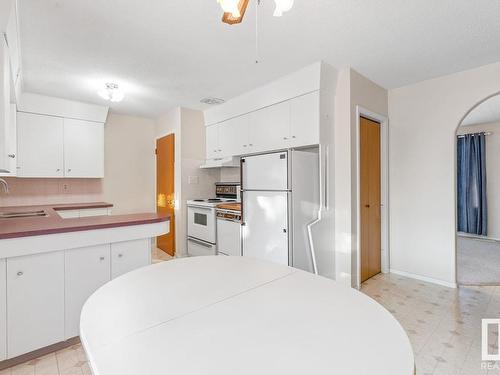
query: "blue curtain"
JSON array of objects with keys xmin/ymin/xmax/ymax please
[{"xmin": 457, "ymin": 133, "xmax": 487, "ymax": 236}]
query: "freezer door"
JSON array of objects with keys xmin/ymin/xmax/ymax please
[
  {"xmin": 242, "ymin": 191, "xmax": 289, "ymax": 265},
  {"xmin": 242, "ymin": 152, "xmax": 289, "ymax": 191}
]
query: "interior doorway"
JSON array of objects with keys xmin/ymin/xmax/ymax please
[
  {"xmin": 360, "ymin": 116, "xmax": 382, "ymax": 283},
  {"xmin": 156, "ymin": 134, "xmax": 176, "ymax": 257}
]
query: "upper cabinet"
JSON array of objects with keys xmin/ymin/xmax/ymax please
[
  {"xmin": 289, "ymin": 91, "xmax": 320, "ymax": 148},
  {"xmin": 0, "ymin": 36, "xmax": 12, "ymax": 174},
  {"xmin": 205, "ymin": 91, "xmax": 321, "ymax": 160},
  {"xmin": 17, "ymin": 112, "xmax": 64, "ymax": 177},
  {"xmin": 17, "ymin": 112, "xmax": 105, "ymax": 178},
  {"xmin": 64, "ymin": 119, "xmax": 104, "ymax": 178}
]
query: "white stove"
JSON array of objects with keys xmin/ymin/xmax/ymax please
[{"xmin": 187, "ymin": 183, "xmax": 240, "ymax": 257}]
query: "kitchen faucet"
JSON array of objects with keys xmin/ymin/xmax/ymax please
[{"xmin": 0, "ymin": 179, "xmax": 9, "ymax": 194}]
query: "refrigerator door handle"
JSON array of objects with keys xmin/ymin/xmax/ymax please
[{"xmin": 306, "ymin": 218, "xmax": 319, "ymax": 275}]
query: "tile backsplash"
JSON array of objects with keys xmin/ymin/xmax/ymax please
[{"xmin": 0, "ymin": 178, "xmax": 104, "ymax": 207}]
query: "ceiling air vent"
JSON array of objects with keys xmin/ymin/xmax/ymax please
[{"xmin": 200, "ymin": 97, "xmax": 225, "ymax": 105}]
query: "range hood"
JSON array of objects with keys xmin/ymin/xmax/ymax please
[{"xmin": 200, "ymin": 157, "xmax": 240, "ymax": 169}]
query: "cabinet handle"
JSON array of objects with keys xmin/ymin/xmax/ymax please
[
  {"xmin": 67, "ymin": 169, "xmax": 72, "ymax": 172},
  {"xmin": 17, "ymin": 271, "xmax": 23, "ymax": 276},
  {"xmin": 218, "ymin": 149, "xmax": 222, "ymax": 152},
  {"xmin": 243, "ymin": 145, "xmax": 247, "ymax": 148},
  {"xmin": 249, "ymin": 144, "xmax": 253, "ymax": 146},
  {"xmin": 8, "ymin": 154, "xmax": 15, "ymax": 158},
  {"xmin": 118, "ymin": 253, "xmax": 123, "ymax": 258},
  {"xmin": 292, "ymin": 136, "xmax": 296, "ymax": 139},
  {"xmin": 100, "ymin": 256, "xmax": 105, "ymax": 261},
  {"xmin": 283, "ymin": 137, "xmax": 288, "ymax": 140},
  {"xmin": 56, "ymin": 168, "xmax": 61, "ymax": 172}
]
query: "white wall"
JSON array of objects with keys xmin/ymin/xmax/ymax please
[
  {"xmin": 457, "ymin": 121, "xmax": 500, "ymax": 239},
  {"xmin": 102, "ymin": 113, "xmax": 156, "ymax": 214},
  {"xmin": 388, "ymin": 61, "xmax": 500, "ymax": 287},
  {"xmin": 333, "ymin": 68, "xmax": 388, "ymax": 287}
]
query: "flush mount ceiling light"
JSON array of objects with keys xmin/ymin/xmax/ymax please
[
  {"xmin": 98, "ymin": 83, "xmax": 125, "ymax": 103},
  {"xmin": 218, "ymin": 0, "xmax": 294, "ymax": 25},
  {"xmin": 200, "ymin": 97, "xmax": 226, "ymax": 105}
]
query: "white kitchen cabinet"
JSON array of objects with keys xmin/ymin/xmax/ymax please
[
  {"xmin": 6, "ymin": 3, "xmax": 20, "ymax": 92},
  {"xmin": 17, "ymin": 112, "xmax": 64, "ymax": 177},
  {"xmin": 111, "ymin": 239, "xmax": 151, "ymax": 279},
  {"xmin": 248, "ymin": 101, "xmax": 290, "ymax": 153},
  {"xmin": 0, "ymin": 259, "xmax": 6, "ymax": 361},
  {"xmin": 7, "ymin": 251, "xmax": 65, "ymax": 358},
  {"xmin": 290, "ymin": 91, "xmax": 320, "ymax": 148},
  {"xmin": 218, "ymin": 116, "xmax": 249, "ymax": 157},
  {"xmin": 0, "ymin": 36, "xmax": 11, "ymax": 174},
  {"xmin": 64, "ymin": 118, "xmax": 104, "ymax": 178},
  {"xmin": 65, "ymin": 245, "xmax": 111, "ymax": 339},
  {"xmin": 206, "ymin": 124, "xmax": 219, "ymax": 159}
]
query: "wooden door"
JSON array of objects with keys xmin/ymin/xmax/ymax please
[
  {"xmin": 156, "ymin": 134, "xmax": 176, "ymax": 256},
  {"xmin": 360, "ymin": 117, "xmax": 382, "ymax": 283}
]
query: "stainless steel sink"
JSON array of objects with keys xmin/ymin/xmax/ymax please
[{"xmin": 0, "ymin": 210, "xmax": 48, "ymax": 219}]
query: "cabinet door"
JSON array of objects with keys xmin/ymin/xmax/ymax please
[
  {"xmin": 17, "ymin": 112, "xmax": 64, "ymax": 177},
  {"xmin": 0, "ymin": 260, "xmax": 5, "ymax": 361},
  {"xmin": 0, "ymin": 37, "xmax": 10, "ymax": 173},
  {"xmin": 218, "ymin": 116, "xmax": 249, "ymax": 157},
  {"xmin": 249, "ymin": 101, "xmax": 290, "ymax": 153},
  {"xmin": 206, "ymin": 124, "xmax": 219, "ymax": 159},
  {"xmin": 7, "ymin": 251, "xmax": 65, "ymax": 358},
  {"xmin": 65, "ymin": 245, "xmax": 111, "ymax": 339},
  {"xmin": 111, "ymin": 239, "xmax": 151, "ymax": 279},
  {"xmin": 64, "ymin": 119, "xmax": 104, "ymax": 178},
  {"xmin": 290, "ymin": 91, "xmax": 320, "ymax": 148}
]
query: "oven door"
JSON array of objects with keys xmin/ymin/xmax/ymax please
[{"xmin": 187, "ymin": 205, "xmax": 216, "ymax": 244}]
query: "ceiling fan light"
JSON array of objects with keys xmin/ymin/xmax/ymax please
[
  {"xmin": 273, "ymin": 0, "xmax": 294, "ymax": 17},
  {"xmin": 218, "ymin": 0, "xmax": 241, "ymax": 18}
]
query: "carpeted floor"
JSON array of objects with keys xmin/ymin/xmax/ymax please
[{"xmin": 457, "ymin": 235, "xmax": 500, "ymax": 285}]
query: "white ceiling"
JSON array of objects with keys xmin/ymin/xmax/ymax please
[
  {"xmin": 461, "ymin": 95, "xmax": 500, "ymax": 126},
  {"xmin": 18, "ymin": 0, "xmax": 500, "ymax": 118}
]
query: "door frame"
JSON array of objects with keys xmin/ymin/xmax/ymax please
[{"xmin": 355, "ymin": 106, "xmax": 390, "ymax": 289}]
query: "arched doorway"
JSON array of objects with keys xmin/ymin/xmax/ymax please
[{"xmin": 455, "ymin": 92, "xmax": 500, "ymax": 285}]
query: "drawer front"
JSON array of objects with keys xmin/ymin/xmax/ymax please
[{"xmin": 187, "ymin": 237, "xmax": 217, "ymax": 257}]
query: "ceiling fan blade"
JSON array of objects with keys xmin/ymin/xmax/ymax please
[{"xmin": 222, "ymin": 0, "xmax": 250, "ymax": 25}]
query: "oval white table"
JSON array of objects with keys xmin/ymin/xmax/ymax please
[{"xmin": 81, "ymin": 256, "xmax": 414, "ymax": 375}]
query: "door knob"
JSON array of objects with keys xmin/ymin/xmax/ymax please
[
  {"xmin": 118, "ymin": 254, "xmax": 123, "ymax": 258},
  {"xmin": 8, "ymin": 154, "xmax": 15, "ymax": 158},
  {"xmin": 17, "ymin": 271, "xmax": 23, "ymax": 276},
  {"xmin": 365, "ymin": 204, "xmax": 370, "ymax": 208}
]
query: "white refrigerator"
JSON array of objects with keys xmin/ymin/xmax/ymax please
[{"xmin": 241, "ymin": 150, "xmax": 320, "ymax": 273}]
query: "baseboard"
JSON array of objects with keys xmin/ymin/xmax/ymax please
[
  {"xmin": 390, "ymin": 269, "xmax": 457, "ymax": 289},
  {"xmin": 0, "ymin": 336, "xmax": 80, "ymax": 370}
]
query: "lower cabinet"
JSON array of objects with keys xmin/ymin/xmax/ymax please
[
  {"xmin": 111, "ymin": 239, "xmax": 151, "ymax": 279},
  {"xmin": 7, "ymin": 252, "xmax": 65, "ymax": 358},
  {"xmin": 1, "ymin": 238, "xmax": 152, "ymax": 360},
  {"xmin": 64, "ymin": 245, "xmax": 111, "ymax": 339},
  {"xmin": 0, "ymin": 260, "xmax": 6, "ymax": 361}
]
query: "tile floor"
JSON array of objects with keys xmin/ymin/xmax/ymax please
[
  {"xmin": 362, "ymin": 273, "xmax": 500, "ymax": 374},
  {"xmin": 2, "ymin": 271, "xmax": 499, "ymax": 374},
  {"xmin": 152, "ymin": 247, "xmax": 174, "ymax": 263}
]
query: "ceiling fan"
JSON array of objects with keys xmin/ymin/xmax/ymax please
[{"xmin": 218, "ymin": 0, "xmax": 294, "ymax": 25}]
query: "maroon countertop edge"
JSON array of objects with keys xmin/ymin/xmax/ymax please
[{"xmin": 0, "ymin": 202, "xmax": 170, "ymax": 240}]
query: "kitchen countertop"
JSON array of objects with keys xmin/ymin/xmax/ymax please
[
  {"xmin": 0, "ymin": 202, "xmax": 169, "ymax": 240},
  {"xmin": 81, "ymin": 256, "xmax": 414, "ymax": 375}
]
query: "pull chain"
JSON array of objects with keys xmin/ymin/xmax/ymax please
[{"xmin": 255, "ymin": 0, "xmax": 261, "ymax": 64}]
